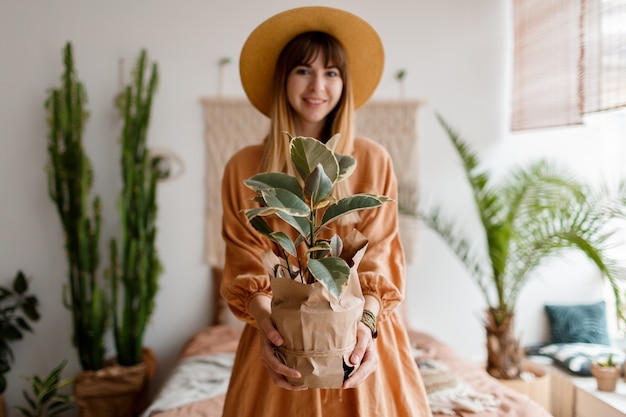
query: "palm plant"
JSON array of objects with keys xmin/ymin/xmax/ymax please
[{"xmin": 418, "ymin": 114, "xmax": 626, "ymax": 379}]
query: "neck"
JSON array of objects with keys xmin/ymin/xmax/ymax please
[{"xmin": 293, "ymin": 120, "xmax": 325, "ymax": 141}]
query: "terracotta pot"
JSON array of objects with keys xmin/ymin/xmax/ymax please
[
  {"xmin": 0, "ymin": 394, "xmax": 6, "ymax": 417},
  {"xmin": 591, "ymin": 363, "xmax": 620, "ymax": 392},
  {"xmin": 73, "ymin": 348, "xmax": 157, "ymax": 417}
]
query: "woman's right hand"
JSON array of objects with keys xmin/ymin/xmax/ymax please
[{"xmin": 249, "ymin": 295, "xmax": 308, "ymax": 391}]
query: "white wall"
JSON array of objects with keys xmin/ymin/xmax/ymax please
[{"xmin": 2, "ymin": 0, "xmax": 623, "ymax": 409}]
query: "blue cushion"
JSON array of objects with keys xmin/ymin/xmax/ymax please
[{"xmin": 544, "ymin": 301, "xmax": 610, "ymax": 345}]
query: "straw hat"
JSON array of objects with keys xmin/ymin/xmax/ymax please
[{"xmin": 239, "ymin": 6, "xmax": 384, "ymax": 117}]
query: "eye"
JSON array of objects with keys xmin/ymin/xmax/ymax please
[
  {"xmin": 326, "ymin": 68, "xmax": 340, "ymax": 78},
  {"xmin": 293, "ymin": 66, "xmax": 310, "ymax": 75}
]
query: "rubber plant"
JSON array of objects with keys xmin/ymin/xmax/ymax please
[
  {"xmin": 243, "ymin": 134, "xmax": 392, "ymax": 298},
  {"xmin": 418, "ymin": 114, "xmax": 626, "ymax": 380},
  {"xmin": 0, "ymin": 271, "xmax": 40, "ymax": 395},
  {"xmin": 45, "ymin": 41, "xmax": 108, "ymax": 371},
  {"xmin": 108, "ymin": 49, "xmax": 163, "ymax": 367}
]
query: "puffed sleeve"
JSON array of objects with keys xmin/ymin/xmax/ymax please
[
  {"xmin": 220, "ymin": 145, "xmax": 272, "ymax": 325},
  {"xmin": 349, "ymin": 138, "xmax": 406, "ymax": 321}
]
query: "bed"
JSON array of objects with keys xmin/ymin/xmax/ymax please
[{"xmin": 141, "ymin": 269, "xmax": 552, "ymax": 417}]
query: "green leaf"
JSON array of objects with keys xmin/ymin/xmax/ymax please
[
  {"xmin": 321, "ymin": 194, "xmax": 387, "ymax": 226},
  {"xmin": 3, "ymin": 324, "xmax": 23, "ymax": 341},
  {"xmin": 329, "ymin": 235, "xmax": 343, "ymax": 257},
  {"xmin": 268, "ymin": 232, "xmax": 297, "ymax": 256},
  {"xmin": 14, "ymin": 271, "xmax": 28, "ymax": 294},
  {"xmin": 262, "ymin": 189, "xmax": 310, "ymax": 215},
  {"xmin": 244, "ymin": 172, "xmax": 304, "ymax": 199},
  {"xmin": 307, "ymin": 257, "xmax": 351, "ymax": 299},
  {"xmin": 307, "ymin": 240, "xmax": 332, "ymax": 259},
  {"xmin": 335, "ymin": 153, "xmax": 356, "ymax": 182},
  {"xmin": 16, "ymin": 317, "xmax": 34, "ymax": 333},
  {"xmin": 22, "ymin": 296, "xmax": 40, "ymax": 321},
  {"xmin": 290, "ymin": 137, "xmax": 339, "ymax": 183},
  {"xmin": 249, "ymin": 216, "xmax": 273, "ymax": 235},
  {"xmin": 304, "ymin": 164, "xmax": 333, "ymax": 207}
]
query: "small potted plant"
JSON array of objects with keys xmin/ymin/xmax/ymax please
[
  {"xmin": 15, "ymin": 360, "xmax": 74, "ymax": 417},
  {"xmin": 0, "ymin": 271, "xmax": 40, "ymax": 416},
  {"xmin": 591, "ymin": 354, "xmax": 621, "ymax": 392},
  {"xmin": 243, "ymin": 135, "xmax": 391, "ymax": 388}
]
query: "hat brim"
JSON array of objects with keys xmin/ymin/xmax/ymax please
[{"xmin": 240, "ymin": 6, "xmax": 384, "ymax": 117}]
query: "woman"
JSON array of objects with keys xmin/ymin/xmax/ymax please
[{"xmin": 221, "ymin": 6, "xmax": 431, "ymax": 417}]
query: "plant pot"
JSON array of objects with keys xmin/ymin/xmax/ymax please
[
  {"xmin": 0, "ymin": 394, "xmax": 6, "ymax": 417},
  {"xmin": 270, "ymin": 271, "xmax": 364, "ymax": 389},
  {"xmin": 73, "ymin": 347, "xmax": 157, "ymax": 417},
  {"xmin": 591, "ymin": 363, "xmax": 620, "ymax": 392}
]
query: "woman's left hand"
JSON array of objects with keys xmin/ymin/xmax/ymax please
[{"xmin": 342, "ymin": 320, "xmax": 378, "ymax": 389}]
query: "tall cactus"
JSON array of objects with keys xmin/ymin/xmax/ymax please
[
  {"xmin": 108, "ymin": 49, "xmax": 162, "ymax": 367},
  {"xmin": 45, "ymin": 42, "xmax": 108, "ymax": 371}
]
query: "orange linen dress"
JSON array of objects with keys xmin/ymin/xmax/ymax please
[{"xmin": 220, "ymin": 137, "xmax": 432, "ymax": 417}]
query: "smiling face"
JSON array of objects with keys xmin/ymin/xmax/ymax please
[{"xmin": 286, "ymin": 52, "xmax": 344, "ymax": 138}]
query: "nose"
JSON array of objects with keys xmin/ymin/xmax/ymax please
[{"xmin": 309, "ymin": 73, "xmax": 324, "ymax": 92}]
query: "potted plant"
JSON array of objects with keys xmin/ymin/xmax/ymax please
[
  {"xmin": 417, "ymin": 114, "xmax": 626, "ymax": 381},
  {"xmin": 15, "ymin": 360, "xmax": 74, "ymax": 417},
  {"xmin": 0, "ymin": 271, "xmax": 40, "ymax": 416},
  {"xmin": 243, "ymin": 135, "xmax": 391, "ymax": 388},
  {"xmin": 45, "ymin": 41, "xmax": 109, "ymax": 375},
  {"xmin": 46, "ymin": 42, "xmax": 161, "ymax": 417},
  {"xmin": 591, "ymin": 354, "xmax": 621, "ymax": 392},
  {"xmin": 98, "ymin": 48, "xmax": 161, "ymax": 414}
]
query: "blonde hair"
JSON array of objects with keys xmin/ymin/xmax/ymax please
[{"xmin": 262, "ymin": 32, "xmax": 358, "ymax": 224}]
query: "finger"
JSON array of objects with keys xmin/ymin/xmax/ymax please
[
  {"xmin": 259, "ymin": 342, "xmax": 307, "ymax": 390},
  {"xmin": 259, "ymin": 317, "xmax": 283, "ymax": 346},
  {"xmin": 257, "ymin": 327, "xmax": 303, "ymax": 381},
  {"xmin": 261, "ymin": 345, "xmax": 302, "ymax": 379},
  {"xmin": 343, "ymin": 344, "xmax": 378, "ymax": 389},
  {"xmin": 350, "ymin": 323, "xmax": 371, "ymax": 365}
]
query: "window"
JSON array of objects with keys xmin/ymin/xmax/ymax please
[{"xmin": 512, "ymin": 0, "xmax": 626, "ymax": 131}]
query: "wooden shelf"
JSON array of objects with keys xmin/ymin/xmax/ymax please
[{"xmin": 533, "ymin": 358, "xmax": 626, "ymax": 417}]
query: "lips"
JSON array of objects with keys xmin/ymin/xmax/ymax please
[{"xmin": 304, "ymin": 98, "xmax": 325, "ymax": 105}]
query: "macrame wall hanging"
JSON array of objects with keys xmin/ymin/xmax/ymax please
[{"xmin": 203, "ymin": 97, "xmax": 422, "ymax": 266}]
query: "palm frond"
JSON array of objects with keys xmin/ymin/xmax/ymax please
[
  {"xmin": 421, "ymin": 114, "xmax": 626, "ymax": 326},
  {"xmin": 418, "ymin": 206, "xmax": 492, "ymax": 304}
]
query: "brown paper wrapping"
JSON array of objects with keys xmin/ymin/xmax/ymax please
[
  {"xmin": 73, "ymin": 348, "xmax": 156, "ymax": 417},
  {"xmin": 270, "ymin": 230, "xmax": 367, "ymax": 389}
]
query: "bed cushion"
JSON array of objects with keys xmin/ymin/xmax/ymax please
[
  {"xmin": 544, "ymin": 300, "xmax": 610, "ymax": 345},
  {"xmin": 535, "ymin": 342, "xmax": 625, "ymax": 376}
]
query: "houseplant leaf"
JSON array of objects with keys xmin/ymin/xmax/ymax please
[
  {"xmin": 335, "ymin": 153, "xmax": 357, "ymax": 182},
  {"xmin": 306, "ymin": 257, "xmax": 351, "ymax": 299},
  {"xmin": 321, "ymin": 194, "xmax": 390, "ymax": 227},
  {"xmin": 290, "ymin": 136, "xmax": 339, "ymax": 182},
  {"xmin": 304, "ymin": 164, "xmax": 333, "ymax": 208},
  {"xmin": 244, "ymin": 172, "xmax": 304, "ymax": 199}
]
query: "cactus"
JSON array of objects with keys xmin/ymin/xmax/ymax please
[
  {"xmin": 45, "ymin": 42, "xmax": 108, "ymax": 371},
  {"xmin": 108, "ymin": 49, "xmax": 162, "ymax": 367}
]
